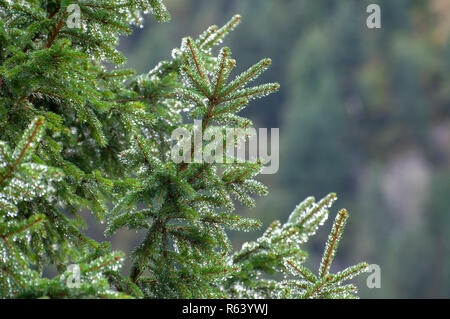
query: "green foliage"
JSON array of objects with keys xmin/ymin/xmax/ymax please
[
  {"xmin": 0, "ymin": 1, "xmax": 367, "ymax": 298},
  {"xmin": 227, "ymin": 194, "xmax": 368, "ymax": 299},
  {"xmin": 119, "ymin": 0, "xmax": 450, "ymax": 298}
]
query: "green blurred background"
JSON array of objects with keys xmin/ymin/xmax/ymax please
[{"xmin": 86, "ymin": 0, "xmax": 450, "ymax": 298}]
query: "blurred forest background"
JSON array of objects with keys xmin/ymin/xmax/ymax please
[{"xmin": 81, "ymin": 0, "xmax": 450, "ymax": 298}]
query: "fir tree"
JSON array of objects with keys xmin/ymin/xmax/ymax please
[{"xmin": 0, "ymin": 1, "xmax": 368, "ymax": 298}]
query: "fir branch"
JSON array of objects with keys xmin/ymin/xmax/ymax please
[
  {"xmin": 187, "ymin": 39, "xmax": 206, "ymax": 82},
  {"xmin": 0, "ymin": 117, "xmax": 44, "ymax": 185},
  {"xmin": 45, "ymin": 18, "xmax": 64, "ymax": 49},
  {"xmin": 319, "ymin": 209, "xmax": 348, "ymax": 278}
]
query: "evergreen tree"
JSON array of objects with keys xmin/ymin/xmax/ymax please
[{"xmin": 0, "ymin": 1, "xmax": 367, "ymax": 298}]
